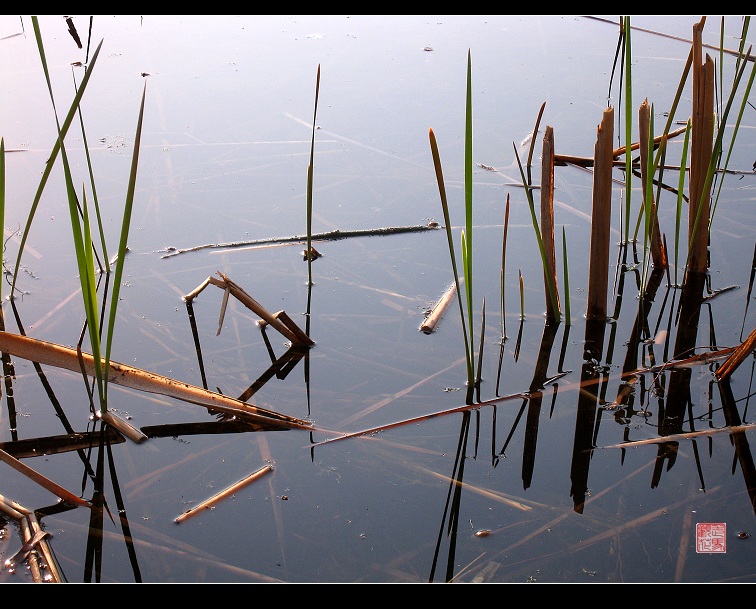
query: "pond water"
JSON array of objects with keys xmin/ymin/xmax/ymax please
[{"xmin": 1, "ymin": 15, "xmax": 755, "ymax": 583}]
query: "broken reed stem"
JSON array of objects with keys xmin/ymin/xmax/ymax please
[
  {"xmin": 639, "ymin": 98, "xmax": 667, "ymax": 270},
  {"xmin": 0, "ymin": 331, "xmax": 312, "ymax": 429},
  {"xmin": 207, "ymin": 273, "xmax": 313, "ymax": 346},
  {"xmin": 688, "ymin": 19, "xmax": 715, "ymax": 275},
  {"xmin": 420, "ymin": 281, "xmax": 458, "ymax": 334},
  {"xmin": 175, "ymin": 464, "xmax": 274, "ymax": 523},
  {"xmin": 25, "ymin": 512, "xmax": 62, "ymax": 583},
  {"xmin": 553, "ymin": 125, "xmax": 688, "ymax": 167},
  {"xmin": 586, "ymin": 107, "xmax": 614, "ymax": 320},
  {"xmin": 540, "ymin": 125, "xmax": 560, "ymax": 321},
  {"xmin": 98, "ymin": 409, "xmax": 148, "ymax": 444},
  {"xmin": 715, "ymin": 325, "xmax": 756, "ymax": 381},
  {"xmin": 0, "ymin": 447, "xmax": 90, "ymax": 507}
]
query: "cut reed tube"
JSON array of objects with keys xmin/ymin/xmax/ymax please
[
  {"xmin": 420, "ymin": 282, "xmax": 459, "ymax": 334},
  {"xmin": 175, "ymin": 464, "xmax": 274, "ymax": 523}
]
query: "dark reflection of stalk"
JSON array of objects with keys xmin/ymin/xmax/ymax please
[
  {"xmin": 615, "ymin": 268, "xmax": 664, "ymax": 419},
  {"xmin": 495, "ymin": 398, "xmax": 528, "ymax": 465},
  {"xmin": 739, "ymin": 241, "xmax": 756, "ymax": 341},
  {"xmin": 495, "ymin": 340, "xmax": 507, "ymax": 396},
  {"xmin": 513, "ymin": 318, "xmax": 524, "ymax": 363},
  {"xmin": 429, "ymin": 411, "xmax": 471, "ymax": 583},
  {"xmin": 305, "ymin": 280, "xmax": 314, "ymax": 456},
  {"xmin": 8, "ymin": 298, "xmax": 98, "ymax": 480},
  {"xmin": 0, "ymin": 305, "xmax": 18, "ymax": 440},
  {"xmin": 237, "ymin": 338, "xmax": 307, "ymax": 402},
  {"xmin": 84, "ymin": 426, "xmax": 107, "ymax": 582},
  {"xmin": 570, "ymin": 318, "xmax": 607, "ymax": 513},
  {"xmin": 522, "ymin": 320, "xmax": 560, "ymax": 490},
  {"xmin": 185, "ymin": 300, "xmax": 208, "ymax": 390},
  {"xmin": 718, "ymin": 377, "xmax": 756, "ymax": 513},
  {"xmin": 663, "ymin": 272, "xmax": 706, "ymax": 434},
  {"xmin": 654, "ymin": 270, "xmax": 707, "ymax": 485},
  {"xmin": 105, "ymin": 437, "xmax": 142, "ymax": 581}
]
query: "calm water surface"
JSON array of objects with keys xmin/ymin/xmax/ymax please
[{"xmin": 0, "ymin": 15, "xmax": 755, "ymax": 583}]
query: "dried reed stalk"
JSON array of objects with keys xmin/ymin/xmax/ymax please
[
  {"xmin": 175, "ymin": 463, "xmax": 274, "ymax": 523},
  {"xmin": 0, "ymin": 331, "xmax": 312, "ymax": 429},
  {"xmin": 688, "ymin": 18, "xmax": 715, "ymax": 275},
  {"xmin": 420, "ymin": 282, "xmax": 458, "ymax": 334},
  {"xmin": 586, "ymin": 107, "xmax": 614, "ymax": 320},
  {"xmin": 540, "ymin": 125, "xmax": 560, "ymax": 321},
  {"xmin": 0, "ymin": 447, "xmax": 90, "ymax": 507},
  {"xmin": 639, "ymin": 98, "xmax": 667, "ymax": 269},
  {"xmin": 185, "ymin": 272, "xmax": 314, "ymax": 346},
  {"xmin": 99, "ymin": 409, "xmax": 148, "ymax": 444},
  {"xmin": 715, "ymin": 325, "xmax": 756, "ymax": 381}
]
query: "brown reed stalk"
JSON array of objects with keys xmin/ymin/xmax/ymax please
[
  {"xmin": 540, "ymin": 125, "xmax": 560, "ymax": 321},
  {"xmin": 688, "ymin": 18, "xmax": 715, "ymax": 275},
  {"xmin": 175, "ymin": 464, "xmax": 274, "ymax": 523},
  {"xmin": 639, "ymin": 98, "xmax": 667, "ymax": 270},
  {"xmin": 586, "ymin": 107, "xmax": 614, "ymax": 320},
  {"xmin": 420, "ymin": 281, "xmax": 459, "ymax": 335}
]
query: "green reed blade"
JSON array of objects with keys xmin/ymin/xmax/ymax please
[
  {"xmin": 675, "ymin": 120, "xmax": 691, "ymax": 286},
  {"xmin": 513, "ymin": 143, "xmax": 560, "ymax": 322},
  {"xmin": 710, "ymin": 38, "xmax": 755, "ymax": 224},
  {"xmin": 103, "ymin": 84, "xmax": 147, "ymax": 406},
  {"xmin": 500, "ymin": 197, "xmax": 510, "ymax": 341},
  {"xmin": 74, "ymin": 75, "xmax": 108, "ymax": 268},
  {"xmin": 12, "ymin": 19, "xmax": 103, "ymax": 297},
  {"xmin": 623, "ymin": 16, "xmax": 633, "ymax": 244},
  {"xmin": 31, "ymin": 16, "xmax": 105, "ymax": 406},
  {"xmin": 686, "ymin": 43, "xmax": 755, "ymax": 276},
  {"xmin": 306, "ymin": 65, "xmax": 321, "ymax": 293},
  {"xmin": 429, "ymin": 128, "xmax": 472, "ymax": 377},
  {"xmin": 562, "ymin": 226, "xmax": 570, "ymax": 325},
  {"xmin": 464, "ymin": 50, "xmax": 474, "ymax": 361},
  {"xmin": 519, "ymin": 270, "xmax": 524, "ymax": 320}
]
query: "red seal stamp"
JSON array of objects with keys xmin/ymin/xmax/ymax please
[{"xmin": 696, "ymin": 523, "xmax": 726, "ymax": 553}]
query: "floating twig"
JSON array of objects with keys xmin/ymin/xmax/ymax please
[
  {"xmin": 595, "ymin": 423, "xmax": 756, "ymax": 450},
  {"xmin": 420, "ymin": 282, "xmax": 458, "ymax": 334},
  {"xmin": 0, "ymin": 447, "xmax": 90, "ymax": 508},
  {"xmin": 160, "ymin": 223, "xmax": 441, "ymax": 258},
  {"xmin": 175, "ymin": 464, "xmax": 274, "ymax": 523}
]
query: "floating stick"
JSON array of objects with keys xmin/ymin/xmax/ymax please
[
  {"xmin": 175, "ymin": 464, "xmax": 274, "ymax": 523},
  {"xmin": 420, "ymin": 282, "xmax": 458, "ymax": 334}
]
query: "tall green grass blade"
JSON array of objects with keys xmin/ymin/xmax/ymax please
[
  {"xmin": 306, "ymin": 65, "xmax": 321, "ymax": 293},
  {"xmin": 686, "ymin": 43, "xmax": 755, "ymax": 276},
  {"xmin": 429, "ymin": 129, "xmax": 472, "ymax": 377},
  {"xmin": 518, "ymin": 270, "xmax": 524, "ymax": 321},
  {"xmin": 461, "ymin": 230, "xmax": 474, "ymax": 384},
  {"xmin": 632, "ymin": 47, "xmax": 692, "ymax": 244},
  {"xmin": 709, "ymin": 39, "xmax": 755, "ymax": 224},
  {"xmin": 11, "ymin": 24, "xmax": 103, "ymax": 297},
  {"xmin": 464, "ymin": 50, "xmax": 474, "ymax": 365},
  {"xmin": 74, "ymin": 75, "xmax": 108, "ymax": 268},
  {"xmin": 623, "ymin": 16, "xmax": 633, "ymax": 244},
  {"xmin": 500, "ymin": 197, "xmax": 509, "ymax": 341},
  {"xmin": 103, "ymin": 84, "xmax": 146, "ymax": 407},
  {"xmin": 513, "ymin": 144, "xmax": 560, "ymax": 321},
  {"xmin": 561, "ymin": 226, "xmax": 570, "ymax": 325},
  {"xmin": 31, "ymin": 17, "xmax": 105, "ymax": 408},
  {"xmin": 675, "ymin": 120, "xmax": 691, "ymax": 286}
]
